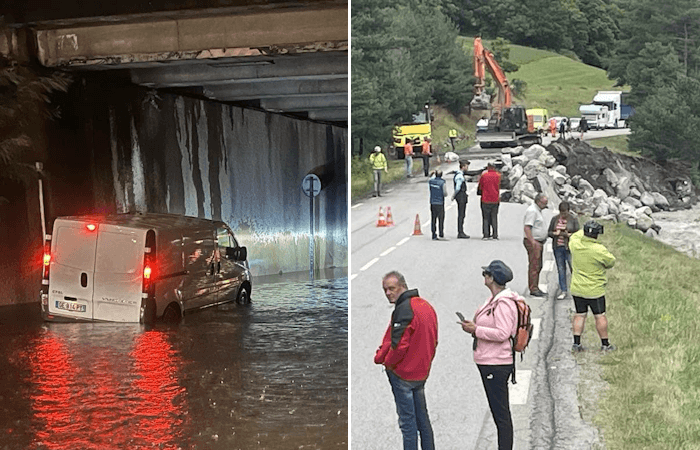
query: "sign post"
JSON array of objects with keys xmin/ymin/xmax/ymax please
[{"xmin": 301, "ymin": 174, "xmax": 321, "ymax": 277}]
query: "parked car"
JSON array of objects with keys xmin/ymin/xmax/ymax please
[
  {"xmin": 40, "ymin": 212, "xmax": 251, "ymax": 324},
  {"xmin": 568, "ymin": 117, "xmax": 581, "ymax": 132}
]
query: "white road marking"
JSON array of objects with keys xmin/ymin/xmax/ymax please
[
  {"xmin": 396, "ymin": 237, "xmax": 410, "ymax": 246},
  {"xmin": 542, "ymin": 260, "xmax": 555, "ymax": 272},
  {"xmin": 531, "ymin": 318, "xmax": 542, "ymax": 340},
  {"xmin": 422, "ymin": 220, "xmax": 430, "ymax": 227},
  {"xmin": 380, "ymin": 247, "xmax": 396, "ymax": 257},
  {"xmin": 352, "ymin": 203, "xmax": 363, "ymax": 209},
  {"xmin": 509, "ymin": 369, "xmax": 531, "ymax": 405},
  {"xmin": 350, "ymin": 273, "xmax": 358, "ymax": 281},
  {"xmin": 360, "ymin": 258, "xmax": 379, "ymax": 271}
]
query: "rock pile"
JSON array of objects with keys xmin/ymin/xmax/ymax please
[{"xmin": 496, "ymin": 139, "xmax": 698, "ymax": 237}]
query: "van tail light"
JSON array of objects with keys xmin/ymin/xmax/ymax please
[
  {"xmin": 40, "ymin": 234, "xmax": 52, "ymax": 310},
  {"xmin": 42, "ymin": 235, "xmax": 52, "ymax": 283},
  {"xmin": 142, "ymin": 230, "xmax": 156, "ymax": 297},
  {"xmin": 86, "ymin": 224, "xmax": 96, "ymax": 231}
]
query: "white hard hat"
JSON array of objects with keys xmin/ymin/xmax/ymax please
[{"xmin": 373, "ymin": 146, "xmax": 381, "ymax": 152}]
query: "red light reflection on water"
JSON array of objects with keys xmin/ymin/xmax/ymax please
[{"xmin": 26, "ymin": 329, "xmax": 189, "ymax": 450}]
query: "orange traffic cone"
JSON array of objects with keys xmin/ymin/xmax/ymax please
[
  {"xmin": 376, "ymin": 207, "xmax": 387, "ymax": 227},
  {"xmin": 412, "ymin": 214, "xmax": 423, "ymax": 235},
  {"xmin": 386, "ymin": 206, "xmax": 395, "ymax": 226}
]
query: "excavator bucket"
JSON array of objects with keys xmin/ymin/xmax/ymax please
[{"xmin": 470, "ymin": 92, "xmax": 491, "ymax": 110}]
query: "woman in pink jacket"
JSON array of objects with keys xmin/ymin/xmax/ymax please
[{"xmin": 460, "ymin": 260, "xmax": 518, "ymax": 450}]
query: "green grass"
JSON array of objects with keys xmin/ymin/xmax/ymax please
[
  {"xmin": 351, "ymin": 155, "xmax": 425, "ymax": 199},
  {"xmin": 587, "ymin": 223, "xmax": 700, "ymax": 449}
]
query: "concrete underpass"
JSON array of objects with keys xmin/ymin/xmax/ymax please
[{"xmin": 0, "ymin": 0, "xmax": 348, "ymax": 305}]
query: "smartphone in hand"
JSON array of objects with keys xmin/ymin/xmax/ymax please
[{"xmin": 456, "ymin": 312, "xmax": 465, "ymax": 322}]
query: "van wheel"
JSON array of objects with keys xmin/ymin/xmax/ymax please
[
  {"xmin": 236, "ymin": 286, "xmax": 250, "ymax": 305},
  {"xmin": 162, "ymin": 304, "xmax": 181, "ymax": 323},
  {"xmin": 140, "ymin": 298, "xmax": 156, "ymax": 325}
]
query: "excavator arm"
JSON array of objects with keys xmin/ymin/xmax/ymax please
[{"xmin": 471, "ymin": 37, "xmax": 513, "ymax": 112}]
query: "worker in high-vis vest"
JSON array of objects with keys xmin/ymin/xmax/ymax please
[{"xmin": 369, "ymin": 145, "xmax": 388, "ymax": 197}]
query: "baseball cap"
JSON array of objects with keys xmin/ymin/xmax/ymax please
[
  {"xmin": 481, "ymin": 260, "xmax": 514, "ymax": 286},
  {"xmin": 373, "ymin": 146, "xmax": 381, "ymax": 152}
]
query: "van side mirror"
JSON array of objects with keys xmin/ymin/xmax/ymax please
[{"xmin": 225, "ymin": 246, "xmax": 247, "ymax": 261}]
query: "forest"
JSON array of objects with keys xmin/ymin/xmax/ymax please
[{"xmin": 352, "ymin": 0, "xmax": 700, "ymax": 172}]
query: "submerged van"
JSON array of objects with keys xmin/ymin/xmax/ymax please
[{"xmin": 40, "ymin": 213, "xmax": 252, "ymax": 324}]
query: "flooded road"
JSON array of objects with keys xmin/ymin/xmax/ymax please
[{"xmin": 0, "ymin": 272, "xmax": 347, "ymax": 450}]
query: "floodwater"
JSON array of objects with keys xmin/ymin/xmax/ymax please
[{"xmin": 0, "ymin": 272, "xmax": 348, "ymax": 450}]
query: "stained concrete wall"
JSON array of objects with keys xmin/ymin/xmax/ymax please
[{"xmin": 0, "ymin": 77, "xmax": 347, "ymax": 305}]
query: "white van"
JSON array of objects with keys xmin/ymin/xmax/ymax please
[{"xmin": 40, "ymin": 213, "xmax": 252, "ymax": 324}]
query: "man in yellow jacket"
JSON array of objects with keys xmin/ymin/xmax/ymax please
[
  {"xmin": 569, "ymin": 220, "xmax": 616, "ymax": 352},
  {"xmin": 369, "ymin": 145, "xmax": 388, "ymax": 197}
]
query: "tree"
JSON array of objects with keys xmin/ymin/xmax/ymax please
[
  {"xmin": 0, "ymin": 55, "xmax": 70, "ymax": 185},
  {"xmin": 351, "ymin": 0, "xmax": 473, "ymax": 152}
]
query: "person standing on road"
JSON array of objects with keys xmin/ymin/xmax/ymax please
[
  {"xmin": 375, "ymin": 271, "xmax": 438, "ymax": 450},
  {"xmin": 429, "ymin": 170, "xmax": 447, "ymax": 240},
  {"xmin": 421, "ymin": 137, "xmax": 432, "ymax": 177},
  {"xmin": 459, "ymin": 260, "xmax": 519, "ymax": 450},
  {"xmin": 580, "ymin": 117, "xmax": 588, "ymax": 139},
  {"xmin": 559, "ymin": 118, "xmax": 567, "ymax": 140},
  {"xmin": 549, "ymin": 117, "xmax": 557, "ymax": 138},
  {"xmin": 452, "ymin": 160, "xmax": 470, "ymax": 239},
  {"xmin": 523, "ymin": 193, "xmax": 549, "ymax": 297},
  {"xmin": 477, "ymin": 162, "xmax": 501, "ymax": 240},
  {"xmin": 569, "ymin": 221, "xmax": 617, "ymax": 352},
  {"xmin": 405, "ymin": 138, "xmax": 415, "ymax": 178},
  {"xmin": 547, "ymin": 201, "xmax": 579, "ymax": 299},
  {"xmin": 369, "ymin": 145, "xmax": 388, "ymax": 197}
]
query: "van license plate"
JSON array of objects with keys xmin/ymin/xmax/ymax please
[{"xmin": 55, "ymin": 301, "xmax": 86, "ymax": 313}]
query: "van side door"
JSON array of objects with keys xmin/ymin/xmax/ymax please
[
  {"xmin": 179, "ymin": 228, "xmax": 218, "ymax": 310},
  {"xmin": 215, "ymin": 226, "xmax": 247, "ymax": 302}
]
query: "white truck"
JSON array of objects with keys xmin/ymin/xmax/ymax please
[
  {"xmin": 580, "ymin": 91, "xmax": 632, "ymax": 129},
  {"xmin": 579, "ymin": 104, "xmax": 609, "ymax": 130}
]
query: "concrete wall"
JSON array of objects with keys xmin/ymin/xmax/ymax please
[{"xmin": 0, "ymin": 77, "xmax": 347, "ymax": 305}]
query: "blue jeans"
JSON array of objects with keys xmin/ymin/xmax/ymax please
[
  {"xmin": 405, "ymin": 155, "xmax": 413, "ymax": 176},
  {"xmin": 553, "ymin": 245, "xmax": 572, "ymax": 292},
  {"xmin": 387, "ymin": 370, "xmax": 435, "ymax": 450}
]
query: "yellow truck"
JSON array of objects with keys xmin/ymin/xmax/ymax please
[
  {"xmin": 392, "ymin": 120, "xmax": 431, "ymax": 159},
  {"xmin": 526, "ymin": 108, "xmax": 549, "ymax": 135}
]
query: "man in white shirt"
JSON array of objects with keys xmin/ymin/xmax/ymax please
[{"xmin": 523, "ymin": 193, "xmax": 549, "ymax": 297}]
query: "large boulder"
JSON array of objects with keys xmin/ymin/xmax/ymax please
[
  {"xmin": 623, "ymin": 196, "xmax": 643, "ymax": 208},
  {"xmin": 603, "ymin": 168, "xmax": 619, "ymax": 187},
  {"xmin": 523, "ymin": 145, "xmax": 545, "ymax": 161},
  {"xmin": 640, "ymin": 191, "xmax": 656, "ymax": 207},
  {"xmin": 512, "ymin": 155, "xmax": 528, "ymax": 167},
  {"xmin": 524, "ymin": 159, "xmax": 545, "ymax": 179},
  {"xmin": 652, "ymin": 192, "xmax": 670, "ymax": 209}
]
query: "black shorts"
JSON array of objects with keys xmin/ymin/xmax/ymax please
[{"xmin": 573, "ymin": 295, "xmax": 606, "ymax": 315}]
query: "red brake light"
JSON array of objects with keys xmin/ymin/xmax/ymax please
[
  {"xmin": 43, "ymin": 253, "xmax": 51, "ymax": 266},
  {"xmin": 86, "ymin": 224, "xmax": 96, "ymax": 231},
  {"xmin": 143, "ymin": 265, "xmax": 152, "ymax": 280}
]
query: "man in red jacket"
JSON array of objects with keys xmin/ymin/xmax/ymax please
[
  {"xmin": 375, "ymin": 271, "xmax": 438, "ymax": 450},
  {"xmin": 477, "ymin": 162, "xmax": 502, "ymax": 240}
]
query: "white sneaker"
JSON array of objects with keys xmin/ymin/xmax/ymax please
[{"xmin": 557, "ymin": 292, "xmax": 567, "ymax": 300}]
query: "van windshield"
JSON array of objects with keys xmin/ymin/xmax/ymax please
[{"xmin": 95, "ymin": 232, "xmax": 143, "ymax": 274}]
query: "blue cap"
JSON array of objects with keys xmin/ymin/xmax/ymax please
[{"xmin": 482, "ymin": 260, "xmax": 513, "ymax": 286}]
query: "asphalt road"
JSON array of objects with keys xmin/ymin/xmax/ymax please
[{"xmin": 350, "ymin": 158, "xmax": 551, "ymax": 449}]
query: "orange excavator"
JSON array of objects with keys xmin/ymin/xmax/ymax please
[{"xmin": 471, "ymin": 37, "xmax": 540, "ymax": 148}]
